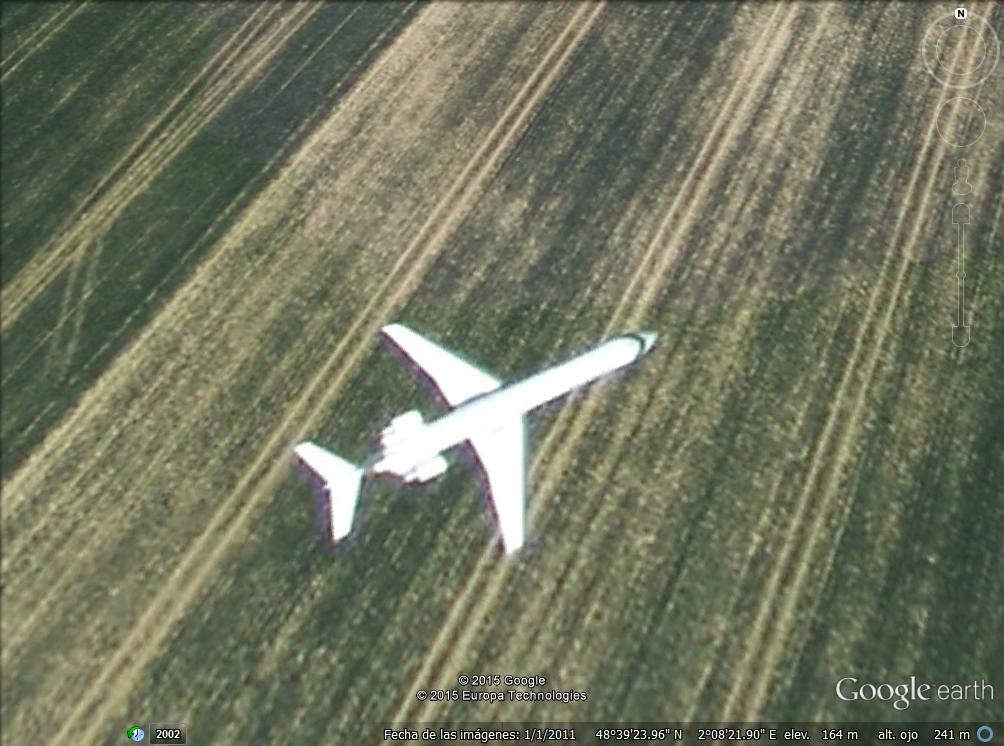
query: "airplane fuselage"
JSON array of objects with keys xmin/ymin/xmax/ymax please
[
  {"xmin": 293, "ymin": 323, "xmax": 658, "ymax": 550},
  {"xmin": 371, "ymin": 332, "xmax": 655, "ymax": 478}
]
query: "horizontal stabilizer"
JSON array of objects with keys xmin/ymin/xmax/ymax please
[{"xmin": 293, "ymin": 442, "xmax": 363, "ymax": 542}]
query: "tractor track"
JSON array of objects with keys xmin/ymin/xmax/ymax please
[
  {"xmin": 39, "ymin": 5, "xmax": 607, "ymax": 743},
  {"xmin": 719, "ymin": 8, "xmax": 987, "ymax": 719}
]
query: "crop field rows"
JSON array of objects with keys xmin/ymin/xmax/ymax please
[{"xmin": 2, "ymin": 3, "xmax": 1002, "ymax": 745}]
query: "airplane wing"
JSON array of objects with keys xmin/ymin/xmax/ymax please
[
  {"xmin": 468, "ymin": 418, "xmax": 526, "ymax": 553},
  {"xmin": 381, "ymin": 323, "xmax": 501, "ymax": 407}
]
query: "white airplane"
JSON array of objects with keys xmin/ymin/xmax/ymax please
[{"xmin": 293, "ymin": 323, "xmax": 657, "ymax": 553}]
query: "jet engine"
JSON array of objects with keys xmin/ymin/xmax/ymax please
[
  {"xmin": 379, "ymin": 410, "xmax": 423, "ymax": 450},
  {"xmin": 403, "ymin": 455, "xmax": 449, "ymax": 483}
]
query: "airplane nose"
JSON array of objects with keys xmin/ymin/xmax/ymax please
[{"xmin": 637, "ymin": 331, "xmax": 658, "ymax": 354}]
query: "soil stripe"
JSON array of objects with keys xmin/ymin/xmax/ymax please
[{"xmin": 48, "ymin": 6, "xmax": 606, "ymax": 743}]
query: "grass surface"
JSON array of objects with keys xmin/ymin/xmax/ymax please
[{"xmin": 3, "ymin": 3, "xmax": 1003, "ymax": 744}]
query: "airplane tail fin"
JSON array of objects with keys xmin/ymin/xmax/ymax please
[{"xmin": 292, "ymin": 442, "xmax": 364, "ymax": 542}]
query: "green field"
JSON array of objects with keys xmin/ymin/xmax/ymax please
[{"xmin": 3, "ymin": 3, "xmax": 1003, "ymax": 744}]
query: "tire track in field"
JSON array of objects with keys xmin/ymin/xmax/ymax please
[
  {"xmin": 5, "ymin": 5, "xmax": 180, "ymax": 352},
  {"xmin": 2, "ymin": 0, "xmax": 541, "ymax": 574},
  {"xmin": 729, "ymin": 37, "xmax": 989, "ymax": 722},
  {"xmin": 501, "ymin": 5, "xmax": 855, "ymax": 714},
  {"xmin": 0, "ymin": 0, "xmax": 464, "ymax": 518},
  {"xmin": 642, "ymin": 4, "xmax": 897, "ymax": 718},
  {"xmin": 0, "ymin": 3, "xmax": 316, "ymax": 332},
  {"xmin": 4, "ymin": 3, "xmax": 255, "ymax": 220},
  {"xmin": 375, "ymin": 0, "xmax": 728, "ymax": 718},
  {"xmin": 1, "ymin": 182, "xmax": 262, "ymax": 517},
  {"xmin": 1, "ymin": 9, "xmax": 411, "ymax": 623},
  {"xmin": 55, "ymin": 223, "xmax": 107, "ymax": 375},
  {"xmin": 1, "ymin": 3, "xmax": 294, "ymax": 318},
  {"xmin": 738, "ymin": 76, "xmax": 996, "ymax": 721},
  {"xmin": 6, "ymin": 0, "xmax": 475, "ymax": 726},
  {"xmin": 0, "ymin": 5, "xmax": 311, "ymax": 481},
  {"xmin": 0, "ymin": 3, "xmax": 275, "ymax": 314},
  {"xmin": 0, "ymin": 4, "xmax": 316, "ymax": 515},
  {"xmin": 0, "ymin": 176, "xmax": 226, "ymax": 389},
  {"xmin": 258, "ymin": 11, "xmax": 633, "ymax": 714},
  {"xmin": 493, "ymin": 7, "xmax": 865, "ymax": 720},
  {"xmin": 0, "ymin": 3, "xmax": 77, "ymax": 70},
  {"xmin": 391, "ymin": 3, "xmax": 802, "ymax": 727},
  {"xmin": 404, "ymin": 1, "xmax": 797, "ymax": 722},
  {"xmin": 47, "ymin": 5, "xmax": 349, "ymax": 371},
  {"xmin": 487, "ymin": 0, "xmax": 805, "ymax": 697},
  {"xmin": 2, "ymin": 234, "xmax": 324, "ymax": 658},
  {"xmin": 1, "ymin": 0, "xmax": 569, "ymax": 563},
  {"xmin": 525, "ymin": 0, "xmax": 803, "ymax": 501},
  {"xmin": 51, "ymin": 6, "xmax": 365, "ymax": 372},
  {"xmin": 5, "ymin": 3, "xmax": 440, "ymax": 684},
  {"xmin": 678, "ymin": 293, "xmax": 864, "ymax": 721},
  {"xmin": 720, "ymin": 14, "xmax": 983, "ymax": 719},
  {"xmin": 11, "ymin": 5, "xmax": 179, "ymax": 131},
  {"xmin": 5, "ymin": 63, "xmax": 422, "ymax": 661},
  {"xmin": 0, "ymin": 1, "xmax": 87, "ymax": 82},
  {"xmin": 50, "ymin": 6, "xmax": 605, "ymax": 743}
]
